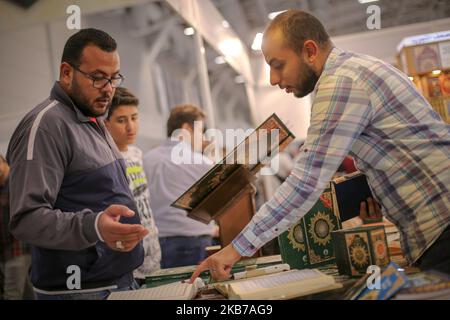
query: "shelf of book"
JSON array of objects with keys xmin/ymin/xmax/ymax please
[
  {"xmin": 397, "ymin": 31, "xmax": 450, "ymax": 123},
  {"xmin": 414, "ymin": 70, "xmax": 450, "ymax": 123}
]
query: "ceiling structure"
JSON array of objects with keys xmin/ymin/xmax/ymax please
[
  {"xmin": 213, "ymin": 0, "xmax": 450, "ymax": 52},
  {"xmin": 96, "ymin": 0, "xmax": 450, "ymax": 128},
  {"xmin": 3, "ymin": 0, "xmax": 449, "ymax": 134},
  {"xmin": 112, "ymin": 1, "xmax": 255, "ymax": 127}
]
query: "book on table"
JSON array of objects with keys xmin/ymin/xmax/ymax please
[
  {"xmin": 107, "ymin": 278, "xmax": 205, "ymax": 300},
  {"xmin": 221, "ymin": 269, "xmax": 342, "ymax": 300},
  {"xmin": 394, "ymin": 270, "xmax": 450, "ymax": 300},
  {"xmin": 277, "ymin": 185, "xmax": 341, "ymax": 270},
  {"xmin": 145, "ymin": 254, "xmax": 283, "ymax": 288}
]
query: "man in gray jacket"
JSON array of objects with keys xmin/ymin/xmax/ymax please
[{"xmin": 7, "ymin": 28, "xmax": 148, "ymax": 299}]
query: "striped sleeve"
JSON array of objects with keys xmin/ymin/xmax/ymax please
[
  {"xmin": 232, "ymin": 75, "xmax": 373, "ymax": 256},
  {"xmin": 8, "ymin": 109, "xmax": 100, "ymax": 250}
]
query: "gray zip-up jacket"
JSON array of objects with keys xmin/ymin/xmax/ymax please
[{"xmin": 7, "ymin": 82, "xmax": 144, "ymax": 292}]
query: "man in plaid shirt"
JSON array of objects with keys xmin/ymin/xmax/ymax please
[
  {"xmin": 191, "ymin": 9, "xmax": 450, "ymax": 282},
  {"xmin": 0, "ymin": 155, "xmax": 32, "ymax": 299}
]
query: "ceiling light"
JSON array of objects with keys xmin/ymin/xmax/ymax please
[
  {"xmin": 218, "ymin": 38, "xmax": 242, "ymax": 57},
  {"xmin": 214, "ymin": 56, "xmax": 226, "ymax": 64},
  {"xmin": 268, "ymin": 10, "xmax": 286, "ymax": 20},
  {"xmin": 432, "ymin": 70, "xmax": 441, "ymax": 75},
  {"xmin": 184, "ymin": 27, "xmax": 195, "ymax": 36},
  {"xmin": 234, "ymin": 75, "xmax": 245, "ymax": 84},
  {"xmin": 358, "ymin": 0, "xmax": 379, "ymax": 4}
]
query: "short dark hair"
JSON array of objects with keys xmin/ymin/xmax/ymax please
[
  {"xmin": 107, "ymin": 87, "xmax": 139, "ymax": 119},
  {"xmin": 61, "ymin": 28, "xmax": 117, "ymax": 67},
  {"xmin": 167, "ymin": 104, "xmax": 206, "ymax": 137},
  {"xmin": 265, "ymin": 9, "xmax": 330, "ymax": 51}
]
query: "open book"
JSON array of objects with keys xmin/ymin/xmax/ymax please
[
  {"xmin": 222, "ymin": 269, "xmax": 342, "ymax": 300},
  {"xmin": 145, "ymin": 255, "xmax": 283, "ymax": 288},
  {"xmin": 107, "ymin": 278, "xmax": 205, "ymax": 300},
  {"xmin": 171, "ymin": 113, "xmax": 295, "ymax": 224}
]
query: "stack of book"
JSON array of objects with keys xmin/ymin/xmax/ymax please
[
  {"xmin": 394, "ymin": 270, "xmax": 450, "ymax": 300},
  {"xmin": 145, "ymin": 255, "xmax": 283, "ymax": 288}
]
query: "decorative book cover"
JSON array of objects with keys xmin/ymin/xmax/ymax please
[
  {"xmin": 171, "ymin": 113, "xmax": 295, "ymax": 223},
  {"xmin": 427, "ymin": 76, "xmax": 442, "ymax": 97},
  {"xmin": 413, "ymin": 44, "xmax": 440, "ymax": 74},
  {"xmin": 370, "ymin": 227, "xmax": 390, "ymax": 267},
  {"xmin": 332, "ymin": 225, "xmax": 390, "ymax": 277},
  {"xmin": 345, "ymin": 232, "xmax": 372, "ymax": 276},
  {"xmin": 439, "ymin": 72, "xmax": 450, "ymax": 96},
  {"xmin": 357, "ymin": 262, "xmax": 408, "ymax": 300},
  {"xmin": 277, "ymin": 185, "xmax": 342, "ymax": 270}
]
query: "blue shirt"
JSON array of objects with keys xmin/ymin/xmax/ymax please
[{"xmin": 143, "ymin": 140, "xmax": 215, "ymax": 238}]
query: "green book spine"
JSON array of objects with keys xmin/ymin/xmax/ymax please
[{"xmin": 332, "ymin": 231, "xmax": 350, "ymax": 276}]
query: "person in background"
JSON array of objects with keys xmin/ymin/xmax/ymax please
[
  {"xmin": 143, "ymin": 105, "xmax": 218, "ymax": 268},
  {"xmin": 105, "ymin": 87, "xmax": 161, "ymax": 284},
  {"xmin": 0, "ymin": 155, "xmax": 33, "ymax": 300}
]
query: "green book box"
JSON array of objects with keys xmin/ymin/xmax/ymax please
[
  {"xmin": 277, "ymin": 185, "xmax": 342, "ymax": 269},
  {"xmin": 331, "ymin": 225, "xmax": 390, "ymax": 277}
]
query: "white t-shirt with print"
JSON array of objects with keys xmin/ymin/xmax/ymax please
[{"xmin": 122, "ymin": 145, "xmax": 161, "ymax": 279}]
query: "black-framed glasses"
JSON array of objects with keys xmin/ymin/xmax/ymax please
[{"xmin": 69, "ymin": 63, "xmax": 124, "ymax": 89}]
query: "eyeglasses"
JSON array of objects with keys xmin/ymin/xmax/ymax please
[{"xmin": 69, "ymin": 63, "xmax": 124, "ymax": 89}]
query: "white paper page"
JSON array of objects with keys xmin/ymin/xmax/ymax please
[
  {"xmin": 233, "ymin": 269, "xmax": 322, "ymax": 292},
  {"xmin": 108, "ymin": 279, "xmax": 204, "ymax": 300}
]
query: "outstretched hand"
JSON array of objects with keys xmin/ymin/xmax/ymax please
[
  {"xmin": 97, "ymin": 204, "xmax": 148, "ymax": 252},
  {"xmin": 190, "ymin": 243, "xmax": 242, "ymax": 283}
]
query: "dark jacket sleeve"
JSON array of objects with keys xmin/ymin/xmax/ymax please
[{"xmin": 7, "ymin": 126, "xmax": 100, "ymax": 250}]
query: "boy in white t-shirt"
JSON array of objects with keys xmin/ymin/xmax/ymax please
[{"xmin": 105, "ymin": 87, "xmax": 161, "ymax": 284}]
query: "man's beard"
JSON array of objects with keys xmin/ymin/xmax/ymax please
[
  {"xmin": 294, "ymin": 63, "xmax": 319, "ymax": 98},
  {"xmin": 70, "ymin": 79, "xmax": 110, "ymax": 117}
]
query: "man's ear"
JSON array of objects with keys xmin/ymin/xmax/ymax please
[
  {"xmin": 60, "ymin": 62, "xmax": 73, "ymax": 86},
  {"xmin": 181, "ymin": 123, "xmax": 193, "ymax": 132},
  {"xmin": 303, "ymin": 40, "xmax": 319, "ymax": 64}
]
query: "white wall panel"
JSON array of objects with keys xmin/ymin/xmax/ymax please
[{"xmin": 0, "ymin": 24, "xmax": 53, "ymax": 155}]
